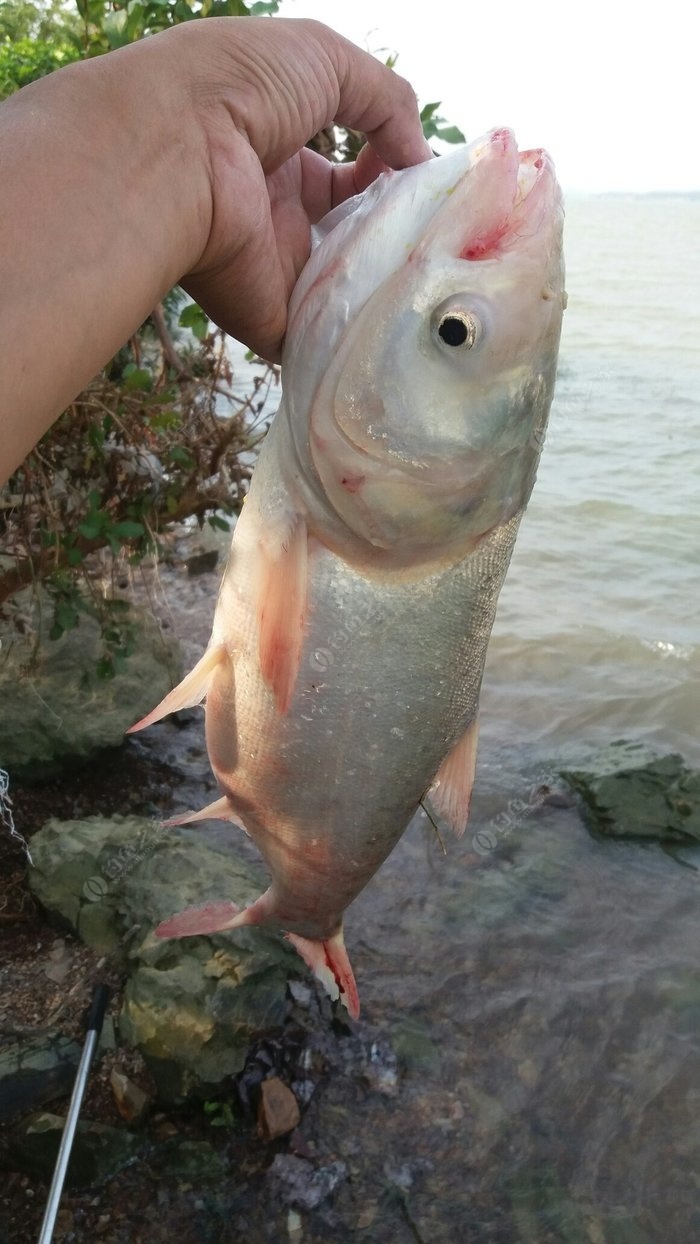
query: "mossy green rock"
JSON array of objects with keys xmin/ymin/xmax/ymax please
[
  {"xmin": 28, "ymin": 816, "xmax": 300, "ymax": 1101},
  {"xmin": 561, "ymin": 741, "xmax": 700, "ymax": 844},
  {"xmin": 0, "ymin": 600, "xmax": 181, "ymax": 782},
  {"xmin": 0, "ymin": 1031, "xmax": 82, "ymax": 1123},
  {"xmin": 9, "ymin": 1112, "xmax": 142, "ymax": 1186}
]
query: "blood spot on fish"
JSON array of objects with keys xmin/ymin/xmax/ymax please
[
  {"xmin": 461, "ymin": 221, "xmax": 509, "ymax": 261},
  {"xmin": 490, "ymin": 127, "xmax": 512, "ymax": 153},
  {"xmin": 340, "ymin": 474, "xmax": 365, "ymax": 493}
]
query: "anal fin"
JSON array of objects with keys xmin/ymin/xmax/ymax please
[
  {"xmin": 286, "ymin": 926, "xmax": 360, "ymax": 1019},
  {"xmin": 155, "ymin": 900, "xmax": 244, "ymax": 939},
  {"xmin": 155, "ymin": 889, "xmax": 272, "ymax": 940},
  {"xmin": 256, "ymin": 515, "xmax": 308, "ymax": 715},
  {"xmin": 127, "ymin": 644, "xmax": 225, "ymax": 733},
  {"xmin": 428, "ymin": 715, "xmax": 480, "ymax": 838}
]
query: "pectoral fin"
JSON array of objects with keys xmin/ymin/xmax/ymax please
[
  {"xmin": 256, "ymin": 515, "xmax": 308, "ymax": 715},
  {"xmin": 162, "ymin": 796, "xmax": 247, "ymax": 833},
  {"xmin": 127, "ymin": 644, "xmax": 225, "ymax": 733},
  {"xmin": 428, "ymin": 715, "xmax": 480, "ymax": 837}
]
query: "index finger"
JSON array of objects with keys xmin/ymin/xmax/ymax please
[
  {"xmin": 328, "ymin": 26, "xmax": 433, "ymax": 169},
  {"xmin": 220, "ymin": 18, "xmax": 432, "ymax": 173}
]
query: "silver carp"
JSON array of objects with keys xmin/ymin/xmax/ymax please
[{"xmin": 130, "ymin": 128, "xmax": 565, "ymax": 1017}]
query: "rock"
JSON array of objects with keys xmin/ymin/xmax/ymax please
[
  {"xmin": 28, "ymin": 816, "xmax": 301, "ymax": 1101},
  {"xmin": 153, "ymin": 1140, "xmax": 227, "ymax": 1183},
  {"xmin": 185, "ymin": 550, "xmax": 219, "ymax": 576},
  {"xmin": 0, "ymin": 1030, "xmax": 82, "ymax": 1123},
  {"xmin": 363, "ymin": 1039, "xmax": 399, "ymax": 1097},
  {"xmin": 43, "ymin": 937, "xmax": 73, "ymax": 985},
  {"xmin": 9, "ymin": 1112, "xmax": 142, "ymax": 1186},
  {"xmin": 560, "ymin": 742, "xmax": 700, "ymax": 844},
  {"xmin": 258, "ymin": 1077, "xmax": 301, "ymax": 1140},
  {"xmin": 0, "ymin": 597, "xmax": 181, "ymax": 783},
  {"xmin": 109, "ymin": 1069, "xmax": 151, "ymax": 1123},
  {"xmin": 287, "ymin": 981, "xmax": 312, "ymax": 1009},
  {"xmin": 267, "ymin": 1154, "xmax": 348, "ymax": 1211}
]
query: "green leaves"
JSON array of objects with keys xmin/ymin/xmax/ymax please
[
  {"xmin": 78, "ymin": 491, "xmax": 146, "ymax": 553},
  {"xmin": 178, "ymin": 302, "xmax": 210, "ymax": 342},
  {"xmin": 0, "ymin": 36, "xmax": 78, "ymax": 100},
  {"xmin": 122, "ymin": 364, "xmax": 153, "ymax": 393},
  {"xmin": 110, "ymin": 520, "xmax": 146, "ymax": 539},
  {"xmin": 420, "ymin": 101, "xmax": 466, "ymax": 146}
]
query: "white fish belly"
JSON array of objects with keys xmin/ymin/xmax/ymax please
[{"xmin": 206, "ymin": 505, "xmax": 521, "ymax": 940}]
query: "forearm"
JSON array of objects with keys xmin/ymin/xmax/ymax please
[
  {"xmin": 0, "ymin": 34, "xmax": 209, "ymax": 483},
  {"xmin": 0, "ymin": 18, "xmax": 429, "ymax": 486}
]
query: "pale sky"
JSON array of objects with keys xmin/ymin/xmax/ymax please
[{"xmin": 285, "ymin": 0, "xmax": 699, "ymax": 193}]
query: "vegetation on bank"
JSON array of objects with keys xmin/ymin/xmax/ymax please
[{"xmin": 0, "ymin": 1, "xmax": 463, "ymax": 676}]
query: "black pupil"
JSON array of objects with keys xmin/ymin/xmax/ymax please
[{"xmin": 438, "ymin": 316, "xmax": 469, "ymax": 347}]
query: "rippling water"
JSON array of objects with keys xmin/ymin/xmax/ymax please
[
  {"xmin": 483, "ymin": 194, "xmax": 700, "ymax": 768},
  {"xmin": 340, "ymin": 195, "xmax": 699, "ymax": 1240},
  {"xmin": 214, "ymin": 196, "xmax": 699, "ymax": 1241}
]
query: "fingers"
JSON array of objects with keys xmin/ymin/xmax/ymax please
[
  {"xmin": 330, "ymin": 145, "xmax": 395, "ymax": 208},
  {"xmin": 197, "ymin": 18, "xmax": 431, "ymax": 173},
  {"xmin": 183, "ymin": 144, "xmax": 289, "ymax": 363},
  {"xmin": 325, "ymin": 27, "xmax": 433, "ymax": 170},
  {"xmin": 177, "ymin": 17, "xmax": 434, "ymax": 359}
]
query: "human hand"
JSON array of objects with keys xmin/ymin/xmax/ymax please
[
  {"xmin": 0, "ymin": 16, "xmax": 429, "ymax": 481},
  {"xmin": 163, "ymin": 18, "xmax": 431, "ymax": 361}
]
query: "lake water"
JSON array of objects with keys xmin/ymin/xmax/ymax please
[
  {"xmin": 482, "ymin": 192, "xmax": 700, "ymax": 773},
  {"xmin": 357, "ymin": 194, "xmax": 700, "ymax": 1242},
  {"xmin": 202, "ymin": 195, "xmax": 700, "ymax": 1240}
]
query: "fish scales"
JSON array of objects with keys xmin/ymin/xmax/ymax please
[{"xmin": 131, "ymin": 127, "xmax": 565, "ymax": 1016}]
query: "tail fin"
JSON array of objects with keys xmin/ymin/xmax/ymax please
[
  {"xmin": 155, "ymin": 899, "xmax": 360, "ymax": 1021},
  {"xmin": 286, "ymin": 926, "xmax": 360, "ymax": 1019}
]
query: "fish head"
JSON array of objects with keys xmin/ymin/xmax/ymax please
[{"xmin": 284, "ymin": 128, "xmax": 565, "ymax": 563}]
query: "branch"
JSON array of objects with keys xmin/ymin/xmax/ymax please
[
  {"xmin": 0, "ymin": 485, "xmax": 237, "ymax": 608},
  {"xmin": 150, "ymin": 303, "xmax": 187, "ymax": 374}
]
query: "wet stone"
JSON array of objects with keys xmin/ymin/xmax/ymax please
[
  {"xmin": 9, "ymin": 1112, "xmax": 142, "ymax": 1186},
  {"xmin": 0, "ymin": 597, "xmax": 181, "ymax": 782},
  {"xmin": 267, "ymin": 1153, "xmax": 348, "ymax": 1211},
  {"xmin": 156, "ymin": 1139, "xmax": 227, "ymax": 1184},
  {"xmin": 109, "ymin": 1069, "xmax": 151, "ymax": 1123},
  {"xmin": 561, "ymin": 742, "xmax": 700, "ymax": 844},
  {"xmin": 27, "ymin": 815, "xmax": 301, "ymax": 1102},
  {"xmin": 185, "ymin": 550, "xmax": 219, "ymax": 576},
  {"xmin": 0, "ymin": 1029, "xmax": 82, "ymax": 1123},
  {"xmin": 258, "ymin": 1077, "xmax": 301, "ymax": 1140}
]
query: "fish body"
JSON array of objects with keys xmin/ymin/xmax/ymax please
[{"xmin": 131, "ymin": 128, "xmax": 565, "ymax": 1016}]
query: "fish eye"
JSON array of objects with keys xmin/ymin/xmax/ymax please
[{"xmin": 435, "ymin": 309, "xmax": 480, "ymax": 350}]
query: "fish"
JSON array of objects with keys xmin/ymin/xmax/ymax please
[{"xmin": 129, "ymin": 127, "xmax": 565, "ymax": 1018}]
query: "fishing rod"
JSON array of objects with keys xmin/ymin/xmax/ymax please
[{"xmin": 37, "ymin": 983, "xmax": 110, "ymax": 1244}]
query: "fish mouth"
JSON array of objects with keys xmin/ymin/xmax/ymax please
[{"xmin": 420, "ymin": 127, "xmax": 560, "ymax": 265}]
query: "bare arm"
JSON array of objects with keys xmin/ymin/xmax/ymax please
[{"xmin": 0, "ymin": 17, "xmax": 430, "ymax": 485}]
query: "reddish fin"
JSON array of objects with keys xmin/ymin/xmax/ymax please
[
  {"xmin": 286, "ymin": 926, "xmax": 360, "ymax": 1019},
  {"xmin": 163, "ymin": 796, "xmax": 246, "ymax": 832},
  {"xmin": 155, "ymin": 900, "xmax": 245, "ymax": 939},
  {"xmin": 127, "ymin": 644, "xmax": 225, "ymax": 734},
  {"xmin": 256, "ymin": 516, "xmax": 308, "ymax": 715},
  {"xmin": 155, "ymin": 889, "xmax": 272, "ymax": 940},
  {"xmin": 429, "ymin": 716, "xmax": 480, "ymax": 837}
]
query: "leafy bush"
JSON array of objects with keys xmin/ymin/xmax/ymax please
[{"xmin": 0, "ymin": 36, "xmax": 77, "ymax": 98}]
